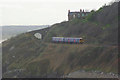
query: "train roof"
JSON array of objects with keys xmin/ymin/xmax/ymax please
[
  {"xmin": 52, "ymin": 37, "xmax": 83, "ymax": 39},
  {"xmin": 52, "ymin": 37, "xmax": 64, "ymax": 38}
]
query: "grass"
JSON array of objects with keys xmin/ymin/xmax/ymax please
[
  {"xmin": 2, "ymin": 2, "xmax": 118, "ymax": 77},
  {"xmin": 102, "ymin": 24, "xmax": 111, "ymax": 30}
]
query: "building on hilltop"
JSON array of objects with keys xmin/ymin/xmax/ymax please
[{"xmin": 68, "ymin": 9, "xmax": 90, "ymax": 21}]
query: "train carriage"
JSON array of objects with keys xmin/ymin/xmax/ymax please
[
  {"xmin": 52, "ymin": 37, "xmax": 64, "ymax": 43},
  {"xmin": 52, "ymin": 37, "xmax": 84, "ymax": 44}
]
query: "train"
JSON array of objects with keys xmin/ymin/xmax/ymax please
[{"xmin": 52, "ymin": 37, "xmax": 84, "ymax": 44}]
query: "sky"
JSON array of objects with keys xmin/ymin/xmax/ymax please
[{"xmin": 0, "ymin": 0, "xmax": 115, "ymax": 26}]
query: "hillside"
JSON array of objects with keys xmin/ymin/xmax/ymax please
[{"xmin": 2, "ymin": 2, "xmax": 118, "ymax": 78}]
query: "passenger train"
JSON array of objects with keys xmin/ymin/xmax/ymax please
[{"xmin": 52, "ymin": 37, "xmax": 84, "ymax": 44}]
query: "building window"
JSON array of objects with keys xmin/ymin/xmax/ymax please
[
  {"xmin": 73, "ymin": 14, "xmax": 76, "ymax": 18},
  {"xmin": 78, "ymin": 14, "xmax": 80, "ymax": 18},
  {"xmin": 82, "ymin": 13, "xmax": 84, "ymax": 17}
]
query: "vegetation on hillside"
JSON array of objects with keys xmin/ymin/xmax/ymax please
[{"xmin": 2, "ymin": 2, "xmax": 118, "ymax": 78}]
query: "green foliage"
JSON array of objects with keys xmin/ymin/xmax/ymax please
[
  {"xmin": 102, "ymin": 24, "xmax": 111, "ymax": 30},
  {"xmin": 70, "ymin": 18, "xmax": 80, "ymax": 25},
  {"xmin": 81, "ymin": 19, "xmax": 88, "ymax": 23},
  {"xmin": 96, "ymin": 7, "xmax": 103, "ymax": 13},
  {"xmin": 86, "ymin": 11, "xmax": 96, "ymax": 21},
  {"xmin": 92, "ymin": 22, "xmax": 99, "ymax": 26}
]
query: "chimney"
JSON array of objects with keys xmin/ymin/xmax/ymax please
[
  {"xmin": 68, "ymin": 10, "xmax": 70, "ymax": 13},
  {"xmin": 80, "ymin": 9, "xmax": 82, "ymax": 12},
  {"xmin": 83, "ymin": 9, "xmax": 84, "ymax": 12}
]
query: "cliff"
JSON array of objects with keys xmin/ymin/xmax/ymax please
[{"xmin": 2, "ymin": 2, "xmax": 118, "ymax": 78}]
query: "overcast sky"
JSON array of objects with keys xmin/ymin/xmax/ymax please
[{"xmin": 0, "ymin": 0, "xmax": 114, "ymax": 26}]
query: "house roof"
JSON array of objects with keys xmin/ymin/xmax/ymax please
[
  {"xmin": 69, "ymin": 12, "xmax": 80, "ymax": 15},
  {"xmin": 69, "ymin": 12, "xmax": 90, "ymax": 15}
]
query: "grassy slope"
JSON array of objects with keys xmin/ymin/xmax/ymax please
[{"xmin": 2, "ymin": 2, "xmax": 118, "ymax": 78}]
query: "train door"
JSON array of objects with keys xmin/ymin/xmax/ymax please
[
  {"xmin": 68, "ymin": 39, "xmax": 70, "ymax": 43},
  {"xmin": 74, "ymin": 39, "xmax": 76, "ymax": 43}
]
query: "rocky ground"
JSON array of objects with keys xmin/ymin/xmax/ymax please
[{"xmin": 63, "ymin": 70, "xmax": 118, "ymax": 78}]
